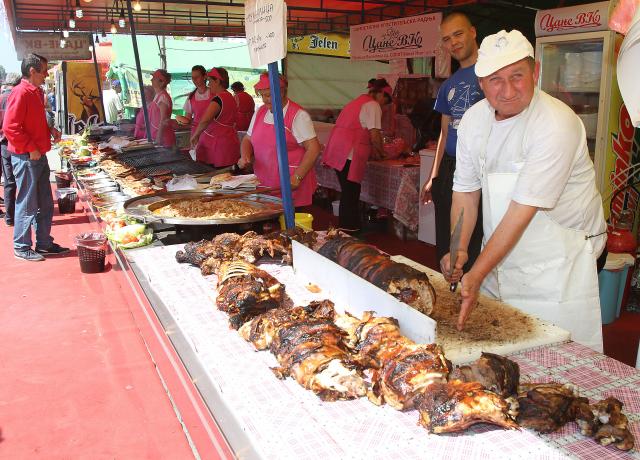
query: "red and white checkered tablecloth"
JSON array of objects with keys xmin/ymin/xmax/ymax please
[
  {"xmin": 127, "ymin": 245, "xmax": 640, "ymax": 460},
  {"xmin": 315, "ymin": 157, "xmax": 421, "ymax": 231}
]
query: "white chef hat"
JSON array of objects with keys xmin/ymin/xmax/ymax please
[{"xmin": 475, "ymin": 30, "xmax": 535, "ymax": 78}]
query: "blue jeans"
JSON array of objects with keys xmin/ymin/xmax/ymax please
[
  {"xmin": 1, "ymin": 143, "xmax": 16, "ymax": 223},
  {"xmin": 11, "ymin": 153, "xmax": 54, "ymax": 251}
]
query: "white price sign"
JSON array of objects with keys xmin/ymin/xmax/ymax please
[{"xmin": 245, "ymin": 0, "xmax": 287, "ymax": 67}]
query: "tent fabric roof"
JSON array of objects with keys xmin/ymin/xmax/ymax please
[{"xmin": 3, "ymin": 0, "xmax": 593, "ymax": 40}]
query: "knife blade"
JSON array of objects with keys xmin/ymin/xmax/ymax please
[{"xmin": 449, "ymin": 208, "xmax": 464, "ymax": 292}]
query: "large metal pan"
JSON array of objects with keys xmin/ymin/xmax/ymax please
[{"xmin": 122, "ymin": 189, "xmax": 283, "ymax": 225}]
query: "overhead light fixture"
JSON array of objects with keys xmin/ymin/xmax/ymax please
[
  {"xmin": 133, "ymin": 0, "xmax": 141, "ymax": 12},
  {"xmin": 118, "ymin": 8, "xmax": 126, "ymax": 28},
  {"xmin": 83, "ymin": 0, "xmax": 92, "ymax": 3},
  {"xmin": 75, "ymin": 0, "xmax": 83, "ymax": 18},
  {"xmin": 89, "ymin": 45, "xmax": 93, "ymax": 52},
  {"xmin": 95, "ymin": 34, "xmax": 100, "ymax": 44},
  {"xmin": 63, "ymin": 29, "xmax": 70, "ymax": 38},
  {"xmin": 110, "ymin": 19, "xmax": 117, "ymax": 34},
  {"xmin": 60, "ymin": 38, "xmax": 66, "ymax": 48},
  {"xmin": 69, "ymin": 11, "xmax": 76, "ymax": 28}
]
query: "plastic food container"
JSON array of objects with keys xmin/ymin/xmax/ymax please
[
  {"xmin": 75, "ymin": 232, "xmax": 108, "ymax": 273},
  {"xmin": 279, "ymin": 213, "xmax": 314, "ymax": 231},
  {"xmin": 55, "ymin": 187, "xmax": 78, "ymax": 214}
]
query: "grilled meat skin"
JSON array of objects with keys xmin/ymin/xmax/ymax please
[
  {"xmin": 516, "ymin": 383, "xmax": 582, "ymax": 433},
  {"xmin": 581, "ymin": 397, "xmax": 635, "ymax": 451},
  {"xmin": 416, "ymin": 380, "xmax": 518, "ymax": 433},
  {"xmin": 215, "ymin": 261, "xmax": 285, "ymax": 329},
  {"xmin": 270, "ymin": 316, "xmax": 366, "ymax": 401},
  {"xmin": 239, "ymin": 300, "xmax": 336, "ymax": 350},
  {"xmin": 318, "ymin": 237, "xmax": 435, "ymax": 315},
  {"xmin": 373, "ymin": 343, "xmax": 451, "ymax": 410},
  {"xmin": 450, "ymin": 352, "xmax": 520, "ymax": 397}
]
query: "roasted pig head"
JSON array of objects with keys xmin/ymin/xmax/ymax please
[
  {"xmin": 416, "ymin": 381, "xmax": 519, "ymax": 434},
  {"xmin": 450, "ymin": 352, "xmax": 520, "ymax": 397}
]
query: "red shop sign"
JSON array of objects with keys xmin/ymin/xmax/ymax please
[{"xmin": 535, "ymin": 1, "xmax": 611, "ymax": 37}]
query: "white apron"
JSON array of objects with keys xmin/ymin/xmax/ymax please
[{"xmin": 477, "ymin": 95, "xmax": 603, "ymax": 352}]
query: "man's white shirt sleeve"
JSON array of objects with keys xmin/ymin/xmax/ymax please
[{"xmin": 452, "ymin": 111, "xmax": 482, "ymax": 193}]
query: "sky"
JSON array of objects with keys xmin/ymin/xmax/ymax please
[{"xmin": 0, "ymin": 4, "xmax": 21, "ymax": 74}]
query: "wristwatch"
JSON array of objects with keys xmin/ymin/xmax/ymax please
[{"xmin": 294, "ymin": 173, "xmax": 303, "ymax": 182}]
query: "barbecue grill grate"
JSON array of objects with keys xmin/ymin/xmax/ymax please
[
  {"xmin": 137, "ymin": 159, "xmax": 214, "ymax": 176},
  {"xmin": 118, "ymin": 149, "xmax": 186, "ymax": 168}
]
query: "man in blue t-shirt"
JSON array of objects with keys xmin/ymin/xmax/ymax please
[{"xmin": 421, "ymin": 12, "xmax": 485, "ymax": 273}]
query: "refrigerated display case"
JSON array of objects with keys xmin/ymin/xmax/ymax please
[{"xmin": 536, "ymin": 30, "xmax": 618, "ymax": 194}]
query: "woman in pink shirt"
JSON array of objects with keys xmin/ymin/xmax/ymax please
[
  {"xmin": 190, "ymin": 67, "xmax": 239, "ymax": 168},
  {"xmin": 239, "ymin": 72, "xmax": 320, "ymax": 208},
  {"xmin": 134, "ymin": 85, "xmax": 155, "ymax": 140},
  {"xmin": 148, "ymin": 69, "xmax": 175, "ymax": 148},
  {"xmin": 176, "ymin": 65, "xmax": 212, "ymax": 136},
  {"xmin": 322, "ymin": 79, "xmax": 392, "ymax": 231}
]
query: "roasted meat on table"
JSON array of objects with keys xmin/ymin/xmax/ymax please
[
  {"xmin": 269, "ymin": 311, "xmax": 367, "ymax": 401},
  {"xmin": 450, "ymin": 352, "xmax": 520, "ymax": 398},
  {"xmin": 343, "ymin": 311, "xmax": 450, "ymax": 410},
  {"xmin": 318, "ymin": 237, "xmax": 436, "ymax": 315},
  {"xmin": 175, "ymin": 230, "xmax": 315, "ymax": 276},
  {"xmin": 369, "ymin": 342, "xmax": 451, "ymax": 410},
  {"xmin": 416, "ymin": 380, "xmax": 519, "ymax": 434},
  {"xmin": 215, "ymin": 261, "xmax": 285, "ymax": 329},
  {"xmin": 239, "ymin": 300, "xmax": 336, "ymax": 350},
  {"xmin": 517, "ymin": 383, "xmax": 635, "ymax": 450}
]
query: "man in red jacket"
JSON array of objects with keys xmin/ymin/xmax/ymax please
[{"xmin": 2, "ymin": 54, "xmax": 69, "ymax": 261}]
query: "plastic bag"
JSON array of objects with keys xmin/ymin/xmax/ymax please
[{"xmin": 166, "ymin": 174, "xmax": 198, "ymax": 191}]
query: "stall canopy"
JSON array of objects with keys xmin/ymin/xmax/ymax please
[{"xmin": 4, "ymin": 0, "xmax": 601, "ymax": 42}]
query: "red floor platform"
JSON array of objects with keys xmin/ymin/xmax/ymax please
[{"xmin": 0, "ymin": 196, "xmax": 233, "ymax": 459}]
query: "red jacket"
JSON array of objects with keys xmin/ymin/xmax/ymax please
[{"xmin": 2, "ymin": 80, "xmax": 51, "ymax": 154}]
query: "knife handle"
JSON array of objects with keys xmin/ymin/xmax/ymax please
[{"xmin": 450, "ymin": 282, "xmax": 458, "ymax": 292}]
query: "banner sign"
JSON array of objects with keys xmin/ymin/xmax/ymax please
[
  {"xmin": 350, "ymin": 12, "xmax": 442, "ymax": 61},
  {"xmin": 288, "ymin": 33, "xmax": 350, "ymax": 58},
  {"xmin": 245, "ymin": 0, "xmax": 287, "ymax": 67},
  {"xmin": 15, "ymin": 32, "xmax": 91, "ymax": 61},
  {"xmin": 535, "ymin": 1, "xmax": 611, "ymax": 37}
]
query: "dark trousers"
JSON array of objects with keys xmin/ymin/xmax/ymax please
[
  {"xmin": 335, "ymin": 160, "xmax": 362, "ymax": 231},
  {"xmin": 431, "ymin": 154, "xmax": 483, "ymax": 272},
  {"xmin": 1, "ymin": 142, "xmax": 16, "ymax": 223}
]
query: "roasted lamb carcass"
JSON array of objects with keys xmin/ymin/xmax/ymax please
[
  {"xmin": 270, "ymin": 316, "xmax": 367, "ymax": 401},
  {"xmin": 215, "ymin": 261, "xmax": 285, "ymax": 329},
  {"xmin": 450, "ymin": 352, "xmax": 520, "ymax": 398},
  {"xmin": 346, "ymin": 312, "xmax": 450, "ymax": 410},
  {"xmin": 175, "ymin": 239, "xmax": 223, "ymax": 268},
  {"xmin": 318, "ymin": 237, "xmax": 436, "ymax": 315},
  {"xmin": 239, "ymin": 300, "xmax": 336, "ymax": 350},
  {"xmin": 416, "ymin": 380, "xmax": 519, "ymax": 434}
]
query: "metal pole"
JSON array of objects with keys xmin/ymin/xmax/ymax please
[
  {"xmin": 126, "ymin": 0, "xmax": 152, "ymax": 142},
  {"xmin": 90, "ymin": 35, "xmax": 106, "ymax": 124},
  {"xmin": 267, "ymin": 62, "xmax": 295, "ymax": 229},
  {"xmin": 62, "ymin": 61, "xmax": 69, "ymax": 135}
]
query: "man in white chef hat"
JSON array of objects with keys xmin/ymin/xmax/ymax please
[{"xmin": 442, "ymin": 29, "xmax": 607, "ymax": 351}]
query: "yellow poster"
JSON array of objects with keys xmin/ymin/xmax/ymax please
[
  {"xmin": 65, "ymin": 62, "xmax": 103, "ymax": 133},
  {"xmin": 288, "ymin": 33, "xmax": 350, "ymax": 58}
]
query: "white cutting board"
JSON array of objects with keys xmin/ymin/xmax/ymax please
[{"xmin": 390, "ymin": 255, "xmax": 571, "ymax": 364}]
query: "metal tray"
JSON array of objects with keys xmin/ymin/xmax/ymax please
[
  {"xmin": 122, "ymin": 190, "xmax": 283, "ymax": 225},
  {"xmin": 136, "ymin": 159, "xmax": 214, "ymax": 176}
]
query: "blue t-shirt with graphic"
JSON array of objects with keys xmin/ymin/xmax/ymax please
[{"xmin": 434, "ymin": 64, "xmax": 484, "ymax": 157}]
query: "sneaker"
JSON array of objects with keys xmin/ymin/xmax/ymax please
[
  {"xmin": 35, "ymin": 243, "xmax": 70, "ymax": 256},
  {"xmin": 14, "ymin": 249, "xmax": 45, "ymax": 262}
]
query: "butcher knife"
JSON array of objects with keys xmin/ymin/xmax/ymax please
[{"xmin": 449, "ymin": 208, "xmax": 464, "ymax": 292}]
